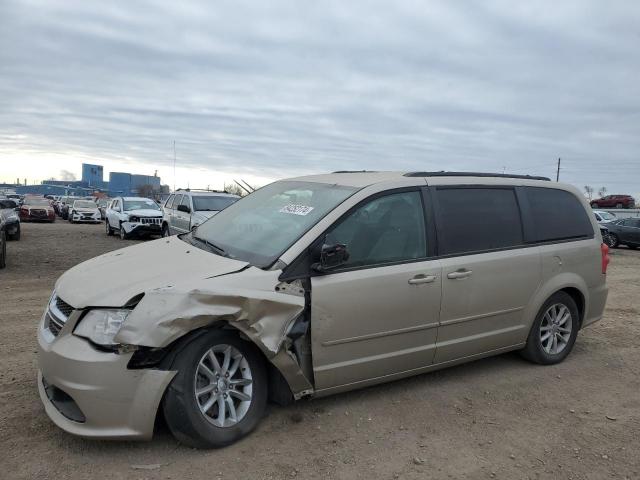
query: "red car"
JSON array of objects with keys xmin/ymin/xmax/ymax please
[
  {"xmin": 590, "ymin": 194, "xmax": 636, "ymax": 209},
  {"xmin": 20, "ymin": 197, "xmax": 56, "ymax": 222}
]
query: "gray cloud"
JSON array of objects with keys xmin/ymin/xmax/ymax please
[{"xmin": 0, "ymin": 0, "xmax": 639, "ymax": 190}]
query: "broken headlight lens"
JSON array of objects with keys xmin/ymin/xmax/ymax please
[{"xmin": 74, "ymin": 309, "xmax": 130, "ymax": 346}]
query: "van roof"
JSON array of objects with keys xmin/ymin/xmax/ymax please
[{"xmin": 288, "ymin": 171, "xmax": 554, "ymax": 188}]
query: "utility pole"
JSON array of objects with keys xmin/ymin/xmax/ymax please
[
  {"xmin": 173, "ymin": 140, "xmax": 176, "ymax": 192},
  {"xmin": 556, "ymin": 158, "xmax": 561, "ymax": 182}
]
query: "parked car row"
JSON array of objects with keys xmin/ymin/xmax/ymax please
[{"xmin": 0, "ymin": 197, "xmax": 23, "ymax": 269}]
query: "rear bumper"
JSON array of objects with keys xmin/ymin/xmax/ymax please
[
  {"xmin": 583, "ymin": 283, "xmax": 609, "ymax": 328},
  {"xmin": 37, "ymin": 321, "xmax": 175, "ymax": 440}
]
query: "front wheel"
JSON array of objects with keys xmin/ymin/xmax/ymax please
[
  {"xmin": 105, "ymin": 220, "xmax": 113, "ymax": 236},
  {"xmin": 7, "ymin": 225, "xmax": 20, "ymax": 241},
  {"xmin": 520, "ymin": 292, "xmax": 579, "ymax": 365},
  {"xmin": 608, "ymin": 233, "xmax": 620, "ymax": 248},
  {"xmin": 119, "ymin": 223, "xmax": 128, "ymax": 240},
  {"xmin": 162, "ymin": 224, "xmax": 170, "ymax": 237},
  {"xmin": 163, "ymin": 330, "xmax": 268, "ymax": 449}
]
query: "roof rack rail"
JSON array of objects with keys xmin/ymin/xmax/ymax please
[
  {"xmin": 176, "ymin": 188, "xmax": 230, "ymax": 194},
  {"xmin": 403, "ymin": 171, "xmax": 551, "ymax": 181},
  {"xmin": 332, "ymin": 170, "xmax": 378, "ymax": 173}
]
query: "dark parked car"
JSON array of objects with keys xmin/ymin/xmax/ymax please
[
  {"xmin": 591, "ymin": 195, "xmax": 636, "ymax": 209},
  {"xmin": 0, "ymin": 199, "xmax": 21, "ymax": 240},
  {"xmin": 605, "ymin": 218, "xmax": 640, "ymax": 249},
  {"xmin": 20, "ymin": 197, "xmax": 56, "ymax": 223}
]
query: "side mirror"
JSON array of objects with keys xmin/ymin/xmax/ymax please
[
  {"xmin": 312, "ymin": 242, "xmax": 349, "ymax": 272},
  {"xmin": 177, "ymin": 204, "xmax": 191, "ymax": 213}
]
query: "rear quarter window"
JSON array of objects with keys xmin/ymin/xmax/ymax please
[{"xmin": 524, "ymin": 187, "xmax": 593, "ymax": 242}]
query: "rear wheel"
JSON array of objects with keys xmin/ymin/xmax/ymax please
[
  {"xmin": 608, "ymin": 233, "xmax": 620, "ymax": 248},
  {"xmin": 616, "ymin": 203, "xmax": 623, "ymax": 209},
  {"xmin": 0, "ymin": 230, "xmax": 6, "ymax": 269},
  {"xmin": 521, "ymin": 292, "xmax": 579, "ymax": 365},
  {"xmin": 7, "ymin": 224, "xmax": 20, "ymax": 241},
  {"xmin": 163, "ymin": 330, "xmax": 268, "ymax": 449}
]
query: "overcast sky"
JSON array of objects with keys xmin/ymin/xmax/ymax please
[{"xmin": 1, "ymin": 0, "xmax": 639, "ymax": 193}]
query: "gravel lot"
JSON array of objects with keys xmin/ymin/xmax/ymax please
[{"xmin": 1, "ymin": 222, "xmax": 639, "ymax": 480}]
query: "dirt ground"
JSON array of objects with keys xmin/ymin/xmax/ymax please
[{"xmin": 1, "ymin": 222, "xmax": 638, "ymax": 480}]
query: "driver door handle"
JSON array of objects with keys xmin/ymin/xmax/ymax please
[
  {"xmin": 408, "ymin": 274, "xmax": 438, "ymax": 285},
  {"xmin": 447, "ymin": 269, "xmax": 473, "ymax": 280}
]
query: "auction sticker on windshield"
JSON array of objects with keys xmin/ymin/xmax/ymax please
[{"xmin": 279, "ymin": 204, "xmax": 314, "ymax": 216}]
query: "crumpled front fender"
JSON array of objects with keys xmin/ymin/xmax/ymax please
[{"xmin": 115, "ymin": 268, "xmax": 313, "ymax": 396}]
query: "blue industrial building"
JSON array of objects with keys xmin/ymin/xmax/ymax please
[
  {"xmin": 9, "ymin": 163, "xmax": 163, "ymax": 198},
  {"xmin": 82, "ymin": 163, "xmax": 104, "ymax": 188}
]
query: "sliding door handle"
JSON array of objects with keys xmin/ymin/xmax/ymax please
[
  {"xmin": 408, "ymin": 274, "xmax": 438, "ymax": 285},
  {"xmin": 447, "ymin": 269, "xmax": 473, "ymax": 280}
]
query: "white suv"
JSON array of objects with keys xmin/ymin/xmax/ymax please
[
  {"xmin": 105, "ymin": 197, "xmax": 163, "ymax": 239},
  {"xmin": 161, "ymin": 189, "xmax": 239, "ymax": 236}
]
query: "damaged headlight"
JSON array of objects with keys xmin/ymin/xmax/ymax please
[{"xmin": 74, "ymin": 309, "xmax": 130, "ymax": 346}]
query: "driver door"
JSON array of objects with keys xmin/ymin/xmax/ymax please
[{"xmin": 310, "ymin": 189, "xmax": 442, "ymax": 392}]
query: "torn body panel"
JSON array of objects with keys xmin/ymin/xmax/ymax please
[{"xmin": 115, "ymin": 267, "xmax": 314, "ymax": 397}]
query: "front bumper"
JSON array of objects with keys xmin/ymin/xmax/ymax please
[
  {"xmin": 121, "ymin": 221, "xmax": 162, "ymax": 235},
  {"xmin": 37, "ymin": 313, "xmax": 175, "ymax": 440},
  {"xmin": 70, "ymin": 213, "xmax": 101, "ymax": 223}
]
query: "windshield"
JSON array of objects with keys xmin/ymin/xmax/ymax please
[
  {"xmin": 192, "ymin": 195, "xmax": 238, "ymax": 212},
  {"xmin": 97, "ymin": 199, "xmax": 109, "ymax": 206},
  {"xmin": 599, "ymin": 212, "xmax": 616, "ymax": 220},
  {"xmin": 74, "ymin": 200, "xmax": 96, "ymax": 209},
  {"xmin": 123, "ymin": 199, "xmax": 160, "ymax": 211},
  {"xmin": 25, "ymin": 198, "xmax": 50, "ymax": 206},
  {"xmin": 192, "ymin": 180, "xmax": 358, "ymax": 267}
]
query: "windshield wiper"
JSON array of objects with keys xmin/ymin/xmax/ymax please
[{"xmin": 193, "ymin": 235, "xmax": 228, "ymax": 257}]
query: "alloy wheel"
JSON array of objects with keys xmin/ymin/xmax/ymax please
[
  {"xmin": 194, "ymin": 344, "xmax": 253, "ymax": 428},
  {"xmin": 540, "ymin": 303, "xmax": 572, "ymax": 355}
]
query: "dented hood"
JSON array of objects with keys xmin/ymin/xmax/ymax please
[{"xmin": 55, "ymin": 236, "xmax": 248, "ymax": 308}]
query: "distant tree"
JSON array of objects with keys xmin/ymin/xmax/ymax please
[
  {"xmin": 584, "ymin": 185, "xmax": 594, "ymax": 200},
  {"xmin": 137, "ymin": 184, "xmax": 158, "ymax": 199},
  {"xmin": 224, "ymin": 183, "xmax": 247, "ymax": 197},
  {"xmin": 598, "ymin": 187, "xmax": 607, "ymax": 198}
]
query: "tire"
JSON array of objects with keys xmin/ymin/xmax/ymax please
[
  {"xmin": 628, "ymin": 245, "xmax": 638, "ymax": 250},
  {"xmin": 520, "ymin": 292, "xmax": 579, "ymax": 365},
  {"xmin": 162, "ymin": 223, "xmax": 170, "ymax": 238},
  {"xmin": 106, "ymin": 220, "xmax": 114, "ymax": 236},
  {"xmin": 163, "ymin": 330, "xmax": 268, "ymax": 449},
  {"xmin": 119, "ymin": 223, "xmax": 128, "ymax": 240},
  {"xmin": 608, "ymin": 233, "xmax": 620, "ymax": 248},
  {"xmin": 0, "ymin": 230, "xmax": 6, "ymax": 269},
  {"xmin": 7, "ymin": 224, "xmax": 20, "ymax": 241},
  {"xmin": 616, "ymin": 203, "xmax": 623, "ymax": 209}
]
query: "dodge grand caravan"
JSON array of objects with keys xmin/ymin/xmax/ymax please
[{"xmin": 37, "ymin": 172, "xmax": 609, "ymax": 448}]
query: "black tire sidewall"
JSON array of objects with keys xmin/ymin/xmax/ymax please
[
  {"xmin": 163, "ymin": 330, "xmax": 268, "ymax": 449},
  {"xmin": 0, "ymin": 230, "xmax": 6, "ymax": 268},
  {"xmin": 609, "ymin": 234, "xmax": 619, "ymax": 248},
  {"xmin": 523, "ymin": 292, "xmax": 579, "ymax": 365}
]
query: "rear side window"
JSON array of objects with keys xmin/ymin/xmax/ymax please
[
  {"xmin": 436, "ymin": 188, "xmax": 523, "ymax": 255},
  {"xmin": 525, "ymin": 187, "xmax": 593, "ymax": 242}
]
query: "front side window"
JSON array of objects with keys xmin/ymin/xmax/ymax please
[
  {"xmin": 193, "ymin": 181, "xmax": 358, "ymax": 267},
  {"xmin": 436, "ymin": 187, "xmax": 523, "ymax": 255},
  {"xmin": 164, "ymin": 194, "xmax": 175, "ymax": 208},
  {"xmin": 180, "ymin": 195, "xmax": 191, "ymax": 208},
  {"xmin": 525, "ymin": 187, "xmax": 593, "ymax": 242},
  {"xmin": 325, "ymin": 190, "xmax": 427, "ymax": 269},
  {"xmin": 171, "ymin": 195, "xmax": 182, "ymax": 209}
]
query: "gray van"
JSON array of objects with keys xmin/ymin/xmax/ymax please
[
  {"xmin": 161, "ymin": 189, "xmax": 239, "ymax": 236},
  {"xmin": 37, "ymin": 172, "xmax": 609, "ymax": 448}
]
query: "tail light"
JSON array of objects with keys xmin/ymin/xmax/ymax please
[{"xmin": 601, "ymin": 243, "xmax": 610, "ymax": 274}]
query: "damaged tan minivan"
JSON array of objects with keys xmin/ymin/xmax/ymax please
[{"xmin": 38, "ymin": 172, "xmax": 609, "ymax": 448}]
